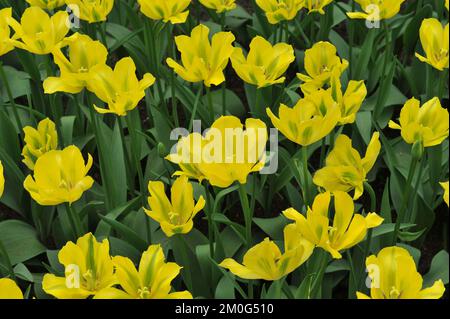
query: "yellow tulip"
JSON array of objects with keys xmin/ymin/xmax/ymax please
[
  {"xmin": 313, "ymin": 133, "xmax": 381, "ymax": 200},
  {"xmin": 388, "ymin": 97, "xmax": 449, "ymax": 149},
  {"xmin": 220, "ymin": 224, "xmax": 314, "ymax": 280},
  {"xmin": 199, "ymin": 0, "xmax": 237, "ymax": 13},
  {"xmin": 255, "ymin": 0, "xmax": 304, "ymax": 24},
  {"xmin": 231, "ymin": 36, "xmax": 295, "ymax": 88},
  {"xmin": 0, "ymin": 278, "xmax": 23, "ymax": 299},
  {"xmin": 446, "ymin": 0, "xmax": 449, "ymax": 11},
  {"xmin": 26, "ymin": 0, "xmax": 65, "ymax": 10},
  {"xmin": 95, "ymin": 245, "xmax": 193, "ymax": 299},
  {"xmin": 21, "ymin": 118, "xmax": 58, "ymax": 170},
  {"xmin": 42, "ymin": 233, "xmax": 116, "ymax": 299},
  {"xmin": 297, "ymin": 41, "xmax": 349, "ymax": 95},
  {"xmin": 66, "ymin": 0, "xmax": 114, "ymax": 23},
  {"xmin": 357, "ymin": 246, "xmax": 446, "ymax": 299},
  {"xmin": 44, "ymin": 33, "xmax": 108, "ymax": 94},
  {"xmin": 144, "ymin": 176, "xmax": 206, "ymax": 237},
  {"xmin": 166, "ymin": 24, "xmax": 235, "ymax": 87},
  {"xmin": 23, "ymin": 145, "xmax": 94, "ymax": 206},
  {"xmin": 284, "ymin": 191, "xmax": 383, "ymax": 259},
  {"xmin": 415, "ymin": 19, "xmax": 449, "ymax": 71},
  {"xmin": 347, "ymin": 0, "xmax": 406, "ymax": 21},
  {"xmin": 138, "ymin": 0, "xmax": 191, "ymax": 24},
  {"xmin": 266, "ymin": 91, "xmax": 340, "ymax": 146},
  {"xmin": 87, "ymin": 57, "xmax": 155, "ymax": 116},
  {"xmin": 303, "ymin": 0, "xmax": 334, "ymax": 14},
  {"xmin": 0, "ymin": 161, "xmax": 4, "ymax": 198},
  {"xmin": 440, "ymin": 181, "xmax": 449, "ymax": 207},
  {"xmin": 7, "ymin": 6, "xmax": 69, "ymax": 55},
  {"xmin": 0, "ymin": 8, "xmax": 14, "ymax": 56}
]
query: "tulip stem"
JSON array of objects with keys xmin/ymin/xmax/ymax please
[
  {"xmin": 238, "ymin": 183, "xmax": 253, "ymax": 248},
  {"xmin": 409, "ymin": 157, "xmax": 426, "ymax": 223},
  {"xmin": 125, "ymin": 115, "xmax": 146, "ymax": 203},
  {"xmin": 65, "ymin": 203, "xmax": 82, "ymax": 239},
  {"xmin": 391, "ymin": 156, "xmax": 419, "ymax": 245},
  {"xmin": 169, "ymin": 24, "xmax": 179, "ymax": 127},
  {"xmin": 117, "ymin": 118, "xmax": 134, "ymax": 194},
  {"xmin": 311, "ymin": 250, "xmax": 328, "ymax": 298},
  {"xmin": 0, "ymin": 62, "xmax": 23, "ymax": 138},
  {"xmin": 206, "ymin": 86, "xmax": 215, "ymax": 124},
  {"xmin": 346, "ymin": 250, "xmax": 358, "ymax": 299},
  {"xmin": 302, "ymin": 146, "xmax": 310, "ymax": 207}
]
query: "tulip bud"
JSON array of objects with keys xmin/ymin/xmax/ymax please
[
  {"xmin": 412, "ymin": 140, "xmax": 424, "ymax": 160},
  {"xmin": 157, "ymin": 142, "xmax": 167, "ymax": 158}
]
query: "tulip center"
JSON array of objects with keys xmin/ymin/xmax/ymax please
[
  {"xmin": 138, "ymin": 287, "xmax": 151, "ymax": 299},
  {"xmin": 82, "ymin": 269, "xmax": 99, "ymax": 291},
  {"xmin": 435, "ymin": 48, "xmax": 449, "ymax": 61},
  {"xmin": 78, "ymin": 66, "xmax": 89, "ymax": 73},
  {"xmin": 168, "ymin": 210, "xmax": 181, "ymax": 225},
  {"xmin": 59, "ymin": 178, "xmax": 74, "ymax": 191},
  {"xmin": 388, "ymin": 286, "xmax": 401, "ymax": 299}
]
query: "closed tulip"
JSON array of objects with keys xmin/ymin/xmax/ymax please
[
  {"xmin": 0, "ymin": 161, "xmax": 4, "ymax": 198},
  {"xmin": 415, "ymin": 18, "xmax": 449, "ymax": 71},
  {"xmin": 231, "ymin": 36, "xmax": 295, "ymax": 88},
  {"xmin": 347, "ymin": 0, "xmax": 406, "ymax": 21},
  {"xmin": 440, "ymin": 181, "xmax": 449, "ymax": 207},
  {"xmin": 255, "ymin": 0, "xmax": 304, "ymax": 24},
  {"xmin": 0, "ymin": 278, "xmax": 23, "ymax": 299},
  {"xmin": 0, "ymin": 8, "xmax": 14, "ymax": 56},
  {"xmin": 388, "ymin": 97, "xmax": 449, "ymax": 149},
  {"xmin": 199, "ymin": 0, "xmax": 237, "ymax": 13},
  {"xmin": 42, "ymin": 233, "xmax": 116, "ymax": 299},
  {"xmin": 66, "ymin": 0, "xmax": 114, "ymax": 23},
  {"xmin": 313, "ymin": 133, "xmax": 381, "ymax": 200},
  {"xmin": 144, "ymin": 176, "xmax": 206, "ymax": 237},
  {"xmin": 23, "ymin": 145, "xmax": 94, "ymax": 206},
  {"xmin": 220, "ymin": 224, "xmax": 314, "ymax": 280},
  {"xmin": 297, "ymin": 41, "xmax": 349, "ymax": 95},
  {"xmin": 166, "ymin": 24, "xmax": 235, "ymax": 87},
  {"xmin": 138, "ymin": 0, "xmax": 191, "ymax": 24},
  {"xmin": 44, "ymin": 33, "xmax": 108, "ymax": 94},
  {"xmin": 87, "ymin": 57, "xmax": 155, "ymax": 116},
  {"xmin": 284, "ymin": 191, "xmax": 383, "ymax": 259},
  {"xmin": 26, "ymin": 0, "xmax": 65, "ymax": 10},
  {"xmin": 95, "ymin": 245, "xmax": 193, "ymax": 299},
  {"xmin": 21, "ymin": 118, "xmax": 58, "ymax": 170},
  {"xmin": 357, "ymin": 246, "xmax": 445, "ymax": 299},
  {"xmin": 303, "ymin": 0, "xmax": 334, "ymax": 14}
]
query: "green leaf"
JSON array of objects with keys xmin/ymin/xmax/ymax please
[
  {"xmin": 253, "ymin": 215, "xmax": 289, "ymax": 240},
  {"xmin": 423, "ymin": 250, "xmax": 449, "ymax": 286},
  {"xmin": 397, "ymin": 228, "xmax": 427, "ymax": 242},
  {"xmin": 13, "ymin": 263, "xmax": 34, "ymax": 282}
]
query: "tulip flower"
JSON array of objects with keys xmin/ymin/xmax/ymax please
[
  {"xmin": 255, "ymin": 0, "xmax": 304, "ymax": 24},
  {"xmin": 266, "ymin": 91, "xmax": 340, "ymax": 146},
  {"xmin": 0, "ymin": 160, "xmax": 4, "ymax": 198},
  {"xmin": 138, "ymin": 0, "xmax": 191, "ymax": 24},
  {"xmin": 297, "ymin": 41, "xmax": 349, "ymax": 95},
  {"xmin": 446, "ymin": 0, "xmax": 449, "ymax": 11},
  {"xmin": 284, "ymin": 192, "xmax": 383, "ymax": 259},
  {"xmin": 87, "ymin": 57, "xmax": 155, "ymax": 116},
  {"xmin": 303, "ymin": 0, "xmax": 334, "ymax": 14},
  {"xmin": 66, "ymin": 0, "xmax": 114, "ymax": 23},
  {"xmin": 26, "ymin": 0, "xmax": 65, "ymax": 10},
  {"xmin": 415, "ymin": 19, "xmax": 449, "ymax": 71},
  {"xmin": 7, "ymin": 7, "xmax": 69, "ymax": 55},
  {"xmin": 21, "ymin": 118, "xmax": 58, "ymax": 170},
  {"xmin": 23, "ymin": 145, "xmax": 94, "ymax": 206},
  {"xmin": 42, "ymin": 233, "xmax": 116, "ymax": 299},
  {"xmin": 313, "ymin": 133, "xmax": 381, "ymax": 200},
  {"xmin": 166, "ymin": 24, "xmax": 235, "ymax": 87},
  {"xmin": 357, "ymin": 246, "xmax": 446, "ymax": 299},
  {"xmin": 95, "ymin": 245, "xmax": 193, "ymax": 299},
  {"xmin": 0, "ymin": 8, "xmax": 14, "ymax": 57},
  {"xmin": 441, "ymin": 181, "xmax": 449, "ymax": 207},
  {"xmin": 199, "ymin": 0, "xmax": 237, "ymax": 13},
  {"xmin": 231, "ymin": 36, "xmax": 295, "ymax": 88},
  {"xmin": 144, "ymin": 176, "xmax": 206, "ymax": 237},
  {"xmin": 0, "ymin": 278, "xmax": 23, "ymax": 299},
  {"xmin": 44, "ymin": 33, "xmax": 108, "ymax": 94},
  {"xmin": 347, "ymin": 0, "xmax": 406, "ymax": 21},
  {"xmin": 388, "ymin": 97, "xmax": 449, "ymax": 150},
  {"xmin": 220, "ymin": 224, "xmax": 314, "ymax": 280}
]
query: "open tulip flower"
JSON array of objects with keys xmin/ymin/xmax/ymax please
[
  {"xmin": 357, "ymin": 246, "xmax": 445, "ymax": 299},
  {"xmin": 138, "ymin": 0, "xmax": 191, "ymax": 24},
  {"xmin": 95, "ymin": 245, "xmax": 193, "ymax": 299},
  {"xmin": 231, "ymin": 36, "xmax": 295, "ymax": 88},
  {"xmin": 166, "ymin": 24, "xmax": 235, "ymax": 87},
  {"xmin": 255, "ymin": 0, "xmax": 304, "ymax": 24},
  {"xmin": 44, "ymin": 33, "xmax": 108, "ymax": 94},
  {"xmin": 415, "ymin": 18, "xmax": 449, "ymax": 71},
  {"xmin": 267, "ymin": 91, "xmax": 340, "ymax": 146},
  {"xmin": 297, "ymin": 41, "xmax": 349, "ymax": 95},
  {"xmin": 42, "ymin": 233, "xmax": 116, "ymax": 299},
  {"xmin": 441, "ymin": 182, "xmax": 449, "ymax": 207},
  {"xmin": 0, "ymin": 278, "xmax": 24, "ymax": 299},
  {"xmin": 7, "ymin": 6, "xmax": 69, "ymax": 55},
  {"xmin": 0, "ymin": 8, "xmax": 14, "ymax": 56},
  {"xmin": 23, "ymin": 145, "xmax": 94, "ymax": 206},
  {"xmin": 66, "ymin": 0, "xmax": 114, "ymax": 23},
  {"xmin": 220, "ymin": 224, "xmax": 314, "ymax": 280},
  {"xmin": 303, "ymin": 0, "xmax": 334, "ymax": 14},
  {"xmin": 313, "ymin": 133, "xmax": 381, "ymax": 200},
  {"xmin": 284, "ymin": 192, "xmax": 383, "ymax": 259},
  {"xmin": 21, "ymin": 118, "xmax": 58, "ymax": 170},
  {"xmin": 388, "ymin": 97, "xmax": 449, "ymax": 149},
  {"xmin": 144, "ymin": 176, "xmax": 206, "ymax": 237},
  {"xmin": 87, "ymin": 57, "xmax": 155, "ymax": 116},
  {"xmin": 347, "ymin": 0, "xmax": 407, "ymax": 21},
  {"xmin": 199, "ymin": 0, "xmax": 237, "ymax": 13},
  {"xmin": 26, "ymin": 0, "xmax": 65, "ymax": 9}
]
